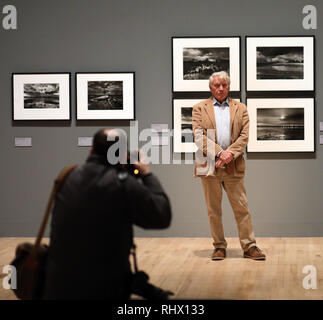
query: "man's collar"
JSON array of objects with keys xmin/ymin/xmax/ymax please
[{"xmin": 213, "ymin": 97, "xmax": 229, "ymax": 107}]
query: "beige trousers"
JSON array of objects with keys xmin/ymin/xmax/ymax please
[{"xmin": 201, "ymin": 169, "xmax": 256, "ymax": 251}]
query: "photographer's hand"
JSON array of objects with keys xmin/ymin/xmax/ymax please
[{"xmin": 134, "ymin": 149, "xmax": 151, "ymax": 176}]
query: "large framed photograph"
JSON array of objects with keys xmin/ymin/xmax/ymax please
[
  {"xmin": 173, "ymin": 97, "xmax": 241, "ymax": 153},
  {"xmin": 172, "ymin": 37, "xmax": 240, "ymax": 92},
  {"xmin": 246, "ymin": 98, "xmax": 314, "ymax": 152},
  {"xmin": 246, "ymin": 36, "xmax": 314, "ymax": 91},
  {"xmin": 12, "ymin": 73, "xmax": 71, "ymax": 120},
  {"xmin": 76, "ymin": 72, "xmax": 135, "ymax": 120}
]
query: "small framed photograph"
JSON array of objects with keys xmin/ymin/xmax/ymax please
[
  {"xmin": 173, "ymin": 97, "xmax": 241, "ymax": 153},
  {"xmin": 173, "ymin": 99, "xmax": 200, "ymax": 153},
  {"xmin": 172, "ymin": 37, "xmax": 240, "ymax": 92},
  {"xmin": 12, "ymin": 73, "xmax": 71, "ymax": 120},
  {"xmin": 246, "ymin": 36, "xmax": 314, "ymax": 91},
  {"xmin": 76, "ymin": 72, "xmax": 135, "ymax": 120},
  {"xmin": 246, "ymin": 98, "xmax": 315, "ymax": 152}
]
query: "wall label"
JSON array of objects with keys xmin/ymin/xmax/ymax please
[
  {"xmin": 15, "ymin": 137, "xmax": 32, "ymax": 147},
  {"xmin": 78, "ymin": 137, "xmax": 93, "ymax": 147}
]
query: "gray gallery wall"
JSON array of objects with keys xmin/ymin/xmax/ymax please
[{"xmin": 0, "ymin": 0, "xmax": 322, "ymax": 238}]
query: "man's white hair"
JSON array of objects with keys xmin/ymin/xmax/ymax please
[{"xmin": 209, "ymin": 71, "xmax": 231, "ymax": 86}]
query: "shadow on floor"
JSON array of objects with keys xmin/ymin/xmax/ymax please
[{"xmin": 193, "ymin": 248, "xmax": 243, "ymax": 259}]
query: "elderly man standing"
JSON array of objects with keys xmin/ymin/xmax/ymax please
[{"xmin": 192, "ymin": 71, "xmax": 265, "ymax": 261}]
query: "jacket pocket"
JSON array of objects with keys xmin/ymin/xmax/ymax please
[{"xmin": 235, "ymin": 155, "xmax": 246, "ymax": 173}]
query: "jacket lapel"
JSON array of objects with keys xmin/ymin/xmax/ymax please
[
  {"xmin": 204, "ymin": 97, "xmax": 216, "ymax": 129},
  {"xmin": 229, "ymin": 98, "xmax": 238, "ymax": 143}
]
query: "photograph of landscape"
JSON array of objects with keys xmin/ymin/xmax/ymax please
[
  {"xmin": 257, "ymin": 107, "xmax": 304, "ymax": 140},
  {"xmin": 88, "ymin": 81, "xmax": 123, "ymax": 110},
  {"xmin": 181, "ymin": 107, "xmax": 193, "ymax": 143},
  {"xmin": 24, "ymin": 83, "xmax": 59, "ymax": 109},
  {"xmin": 183, "ymin": 47, "xmax": 229, "ymax": 80},
  {"xmin": 256, "ymin": 46, "xmax": 304, "ymax": 80}
]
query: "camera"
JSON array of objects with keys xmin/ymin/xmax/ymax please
[
  {"xmin": 125, "ymin": 151, "xmax": 141, "ymax": 178},
  {"xmin": 116, "ymin": 151, "xmax": 141, "ymax": 179}
]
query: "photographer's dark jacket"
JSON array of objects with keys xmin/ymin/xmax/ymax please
[{"xmin": 42, "ymin": 154, "xmax": 171, "ymax": 300}]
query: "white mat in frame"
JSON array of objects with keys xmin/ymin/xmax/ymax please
[{"xmin": 247, "ymin": 97, "xmax": 314, "ymax": 152}]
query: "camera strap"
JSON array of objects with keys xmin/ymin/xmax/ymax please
[
  {"xmin": 130, "ymin": 244, "xmax": 138, "ymax": 273},
  {"xmin": 31, "ymin": 164, "xmax": 78, "ymax": 260}
]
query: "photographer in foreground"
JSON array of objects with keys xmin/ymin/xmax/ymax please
[{"xmin": 42, "ymin": 128, "xmax": 172, "ymax": 299}]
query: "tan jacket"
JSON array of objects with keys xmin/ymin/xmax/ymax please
[{"xmin": 192, "ymin": 97, "xmax": 249, "ymax": 177}]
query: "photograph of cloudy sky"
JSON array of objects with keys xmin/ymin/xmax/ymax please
[
  {"xmin": 24, "ymin": 83, "xmax": 59, "ymax": 109},
  {"xmin": 257, "ymin": 108, "xmax": 304, "ymax": 140},
  {"xmin": 88, "ymin": 81, "xmax": 123, "ymax": 110},
  {"xmin": 256, "ymin": 47, "xmax": 304, "ymax": 79},
  {"xmin": 183, "ymin": 47, "xmax": 229, "ymax": 80}
]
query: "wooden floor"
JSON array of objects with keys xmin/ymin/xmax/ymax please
[{"xmin": 0, "ymin": 237, "xmax": 322, "ymax": 300}]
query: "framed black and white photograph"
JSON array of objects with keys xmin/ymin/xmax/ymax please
[
  {"xmin": 246, "ymin": 98, "xmax": 314, "ymax": 152},
  {"xmin": 173, "ymin": 99, "xmax": 199, "ymax": 153},
  {"xmin": 12, "ymin": 73, "xmax": 71, "ymax": 120},
  {"xmin": 172, "ymin": 37, "xmax": 240, "ymax": 92},
  {"xmin": 76, "ymin": 72, "xmax": 135, "ymax": 120},
  {"xmin": 246, "ymin": 36, "xmax": 314, "ymax": 92},
  {"xmin": 173, "ymin": 98, "xmax": 241, "ymax": 153}
]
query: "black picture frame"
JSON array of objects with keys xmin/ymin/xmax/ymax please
[
  {"xmin": 76, "ymin": 72, "xmax": 135, "ymax": 120},
  {"xmin": 172, "ymin": 36, "xmax": 241, "ymax": 97},
  {"xmin": 245, "ymin": 36, "xmax": 315, "ymax": 95},
  {"xmin": 246, "ymin": 97, "xmax": 315, "ymax": 153},
  {"xmin": 12, "ymin": 72, "xmax": 71, "ymax": 121}
]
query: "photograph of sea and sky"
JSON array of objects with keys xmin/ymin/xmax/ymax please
[
  {"xmin": 181, "ymin": 107, "xmax": 193, "ymax": 143},
  {"xmin": 183, "ymin": 47, "xmax": 229, "ymax": 80},
  {"xmin": 257, "ymin": 108, "xmax": 304, "ymax": 140},
  {"xmin": 87, "ymin": 81, "xmax": 123, "ymax": 110},
  {"xmin": 24, "ymin": 83, "xmax": 59, "ymax": 109},
  {"xmin": 256, "ymin": 46, "xmax": 304, "ymax": 80}
]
